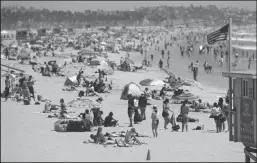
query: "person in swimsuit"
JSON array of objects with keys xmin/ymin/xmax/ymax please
[
  {"xmin": 4, "ymin": 76, "xmax": 11, "ymax": 101},
  {"xmin": 151, "ymin": 105, "xmax": 159, "ymax": 137},
  {"xmin": 59, "ymin": 98, "xmax": 69, "ymax": 118},
  {"xmin": 27, "ymin": 75, "xmax": 36, "ymax": 101},
  {"xmin": 180, "ymin": 99, "xmax": 189, "ymax": 132},
  {"xmin": 162, "ymin": 98, "xmax": 172, "ymax": 130}
]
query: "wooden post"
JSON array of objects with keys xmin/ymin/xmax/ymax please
[{"xmin": 228, "ymin": 18, "xmax": 233, "ymax": 141}]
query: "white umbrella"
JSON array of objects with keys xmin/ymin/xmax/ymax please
[
  {"xmin": 100, "ymin": 42, "xmax": 107, "ymax": 46},
  {"xmin": 148, "ymin": 80, "xmax": 165, "ymax": 86}
]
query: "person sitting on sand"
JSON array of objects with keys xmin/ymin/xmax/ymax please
[
  {"xmin": 94, "ymin": 127, "xmax": 107, "ymax": 144},
  {"xmin": 76, "ymin": 68, "xmax": 84, "ymax": 86},
  {"xmin": 58, "ymin": 98, "xmax": 71, "ymax": 119},
  {"xmin": 82, "ymin": 110, "xmax": 93, "ymax": 131},
  {"xmin": 124, "ymin": 128, "xmax": 141, "ymax": 145},
  {"xmin": 43, "ymin": 100, "xmax": 52, "ymax": 113},
  {"xmin": 104, "ymin": 112, "xmax": 118, "ymax": 127}
]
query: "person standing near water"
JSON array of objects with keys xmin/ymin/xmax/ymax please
[
  {"xmin": 167, "ymin": 56, "xmax": 170, "ymax": 68},
  {"xmin": 151, "ymin": 105, "xmax": 159, "ymax": 137},
  {"xmin": 158, "ymin": 59, "xmax": 163, "ymax": 69},
  {"xmin": 248, "ymin": 57, "xmax": 252, "ymax": 69},
  {"xmin": 180, "ymin": 99, "xmax": 189, "ymax": 132}
]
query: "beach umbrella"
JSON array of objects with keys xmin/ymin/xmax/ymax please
[
  {"xmin": 139, "ymin": 79, "xmax": 165, "ymax": 87},
  {"xmin": 67, "ymin": 98, "xmax": 99, "ymax": 109},
  {"xmin": 148, "ymin": 80, "xmax": 165, "ymax": 86},
  {"xmin": 139, "ymin": 79, "xmax": 153, "ymax": 86},
  {"xmin": 17, "ymin": 52, "xmax": 31, "ymax": 60}
]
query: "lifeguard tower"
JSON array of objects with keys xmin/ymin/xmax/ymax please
[{"xmin": 222, "ymin": 70, "xmax": 257, "ymax": 162}]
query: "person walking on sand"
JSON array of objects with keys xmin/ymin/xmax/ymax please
[
  {"xmin": 248, "ymin": 57, "xmax": 252, "ymax": 69},
  {"xmin": 150, "ymin": 53, "xmax": 154, "ymax": 61},
  {"xmin": 161, "ymin": 49, "xmax": 165, "ymax": 59},
  {"xmin": 27, "ymin": 75, "xmax": 36, "ymax": 101},
  {"xmin": 180, "ymin": 99, "xmax": 189, "ymax": 132},
  {"xmin": 127, "ymin": 94, "xmax": 135, "ymax": 127},
  {"xmin": 162, "ymin": 98, "xmax": 172, "ymax": 130},
  {"xmin": 158, "ymin": 59, "xmax": 163, "ymax": 69},
  {"xmin": 138, "ymin": 93, "xmax": 147, "ymax": 120},
  {"xmin": 151, "ymin": 105, "xmax": 159, "ymax": 137},
  {"xmin": 167, "ymin": 56, "xmax": 170, "ymax": 68},
  {"xmin": 4, "ymin": 76, "xmax": 11, "ymax": 101}
]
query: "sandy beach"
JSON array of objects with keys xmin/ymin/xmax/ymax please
[{"xmin": 2, "ymin": 28, "xmax": 250, "ymax": 162}]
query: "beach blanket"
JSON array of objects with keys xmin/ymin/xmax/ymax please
[{"xmin": 104, "ymin": 132, "xmax": 150, "ymax": 138}]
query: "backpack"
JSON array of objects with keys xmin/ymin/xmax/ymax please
[{"xmin": 24, "ymin": 99, "xmax": 30, "ymax": 105}]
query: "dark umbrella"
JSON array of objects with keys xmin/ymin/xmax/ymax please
[{"xmin": 139, "ymin": 79, "xmax": 153, "ymax": 86}]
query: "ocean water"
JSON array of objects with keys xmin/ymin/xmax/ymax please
[{"xmin": 231, "ymin": 30, "xmax": 256, "ymax": 51}]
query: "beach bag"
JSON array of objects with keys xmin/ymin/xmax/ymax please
[
  {"xmin": 134, "ymin": 109, "xmax": 142, "ymax": 123},
  {"xmin": 219, "ymin": 113, "xmax": 226, "ymax": 122},
  {"xmin": 78, "ymin": 91, "xmax": 84, "ymax": 97},
  {"xmin": 24, "ymin": 99, "xmax": 30, "ymax": 105},
  {"xmin": 176, "ymin": 114, "xmax": 183, "ymax": 122},
  {"xmin": 162, "ymin": 110, "xmax": 169, "ymax": 117},
  {"xmin": 172, "ymin": 125, "xmax": 180, "ymax": 131}
]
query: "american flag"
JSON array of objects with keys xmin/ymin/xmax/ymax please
[{"xmin": 207, "ymin": 24, "xmax": 229, "ymax": 45}]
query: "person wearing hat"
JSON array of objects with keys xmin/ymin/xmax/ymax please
[
  {"xmin": 104, "ymin": 112, "xmax": 118, "ymax": 127},
  {"xmin": 151, "ymin": 105, "xmax": 159, "ymax": 137},
  {"xmin": 138, "ymin": 93, "xmax": 147, "ymax": 120},
  {"xmin": 180, "ymin": 99, "xmax": 189, "ymax": 132}
]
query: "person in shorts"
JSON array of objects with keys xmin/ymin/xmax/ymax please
[
  {"xmin": 127, "ymin": 94, "xmax": 135, "ymax": 127},
  {"xmin": 180, "ymin": 99, "xmax": 189, "ymax": 132}
]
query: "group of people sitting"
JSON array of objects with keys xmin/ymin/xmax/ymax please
[
  {"xmin": 39, "ymin": 61, "xmax": 61, "ymax": 76},
  {"xmin": 85, "ymin": 127, "xmax": 144, "ymax": 147}
]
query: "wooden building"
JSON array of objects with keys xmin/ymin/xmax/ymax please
[
  {"xmin": 16, "ymin": 29, "xmax": 31, "ymax": 41},
  {"xmin": 222, "ymin": 70, "xmax": 256, "ymax": 162},
  {"xmin": 37, "ymin": 28, "xmax": 47, "ymax": 37}
]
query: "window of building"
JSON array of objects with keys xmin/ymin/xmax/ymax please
[{"xmin": 242, "ymin": 79, "xmax": 248, "ymax": 97}]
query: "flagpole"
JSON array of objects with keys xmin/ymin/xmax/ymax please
[{"xmin": 228, "ymin": 18, "xmax": 233, "ymax": 141}]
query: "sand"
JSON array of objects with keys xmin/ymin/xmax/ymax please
[{"xmin": 1, "ymin": 30, "xmax": 247, "ymax": 162}]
